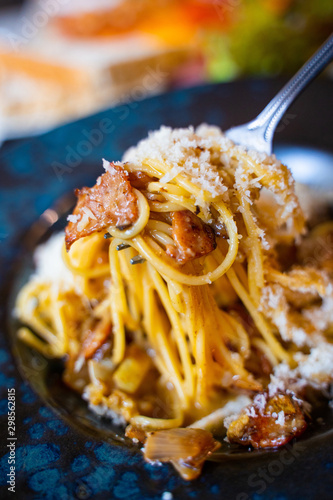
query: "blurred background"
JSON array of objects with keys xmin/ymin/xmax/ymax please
[{"xmin": 0, "ymin": 0, "xmax": 332, "ymax": 142}]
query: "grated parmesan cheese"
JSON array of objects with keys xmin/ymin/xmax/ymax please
[
  {"xmin": 268, "ymin": 342, "xmax": 333, "ymax": 398},
  {"xmin": 77, "ymin": 206, "xmax": 97, "ymax": 231},
  {"xmin": 276, "ymin": 411, "xmax": 285, "ymax": 426},
  {"xmin": 253, "ymin": 393, "xmax": 267, "ymax": 414},
  {"xmin": 67, "ymin": 213, "xmax": 81, "ymax": 223},
  {"xmin": 83, "ymin": 206, "xmax": 97, "ymax": 220},
  {"xmin": 87, "ymin": 401, "xmax": 127, "ymax": 427},
  {"xmin": 294, "ymin": 344, "xmax": 333, "ymax": 386},
  {"xmin": 246, "ymin": 406, "xmax": 257, "ymax": 418},
  {"xmin": 102, "ymin": 158, "xmax": 111, "ymax": 171},
  {"xmin": 123, "ymin": 125, "xmax": 234, "ymax": 200}
]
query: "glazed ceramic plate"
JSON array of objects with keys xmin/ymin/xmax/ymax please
[{"xmin": 1, "ymin": 79, "xmax": 333, "ymax": 500}]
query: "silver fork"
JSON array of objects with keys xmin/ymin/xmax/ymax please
[{"xmin": 225, "ymin": 33, "xmax": 333, "ymax": 154}]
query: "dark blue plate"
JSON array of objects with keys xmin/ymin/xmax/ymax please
[{"xmin": 1, "ymin": 79, "xmax": 333, "ymax": 500}]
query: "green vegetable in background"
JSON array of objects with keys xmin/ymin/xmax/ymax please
[{"xmin": 202, "ymin": 0, "xmax": 333, "ymax": 81}]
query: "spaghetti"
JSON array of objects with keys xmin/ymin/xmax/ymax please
[{"xmin": 16, "ymin": 125, "xmax": 333, "ymax": 480}]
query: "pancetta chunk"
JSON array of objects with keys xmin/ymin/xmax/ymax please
[
  {"xmin": 227, "ymin": 392, "xmax": 307, "ymax": 448},
  {"xmin": 65, "ymin": 162, "xmax": 138, "ymax": 249},
  {"xmin": 167, "ymin": 210, "xmax": 216, "ymax": 263}
]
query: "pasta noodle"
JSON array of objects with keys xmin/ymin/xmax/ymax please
[{"xmin": 15, "ymin": 125, "xmax": 333, "ymax": 480}]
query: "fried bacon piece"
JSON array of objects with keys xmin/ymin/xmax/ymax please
[
  {"xmin": 166, "ymin": 210, "xmax": 216, "ymax": 263},
  {"xmin": 125, "ymin": 424, "xmax": 147, "ymax": 444},
  {"xmin": 79, "ymin": 317, "xmax": 111, "ymax": 360},
  {"xmin": 107, "ymin": 390, "xmax": 139, "ymax": 422},
  {"xmin": 128, "ymin": 170, "xmax": 156, "ymax": 189},
  {"xmin": 144, "ymin": 428, "xmax": 221, "ymax": 481},
  {"xmin": 65, "ymin": 162, "xmax": 138, "ymax": 250},
  {"xmin": 227, "ymin": 392, "xmax": 307, "ymax": 448}
]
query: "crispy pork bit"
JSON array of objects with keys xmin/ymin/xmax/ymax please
[
  {"xmin": 65, "ymin": 163, "xmax": 138, "ymax": 250},
  {"xmin": 144, "ymin": 428, "xmax": 221, "ymax": 481},
  {"xmin": 128, "ymin": 170, "xmax": 156, "ymax": 189},
  {"xmin": 227, "ymin": 392, "xmax": 307, "ymax": 448},
  {"xmin": 79, "ymin": 318, "xmax": 111, "ymax": 360},
  {"xmin": 107, "ymin": 390, "xmax": 139, "ymax": 422},
  {"xmin": 125, "ymin": 424, "xmax": 147, "ymax": 444},
  {"xmin": 167, "ymin": 210, "xmax": 216, "ymax": 264}
]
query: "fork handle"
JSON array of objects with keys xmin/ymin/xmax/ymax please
[{"xmin": 248, "ymin": 33, "xmax": 333, "ymax": 142}]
